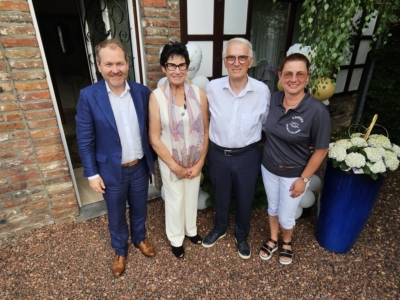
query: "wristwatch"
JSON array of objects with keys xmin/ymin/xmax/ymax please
[{"xmin": 301, "ymin": 176, "xmax": 309, "ymax": 183}]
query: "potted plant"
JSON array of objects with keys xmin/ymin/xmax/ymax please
[{"xmin": 317, "ymin": 115, "xmax": 400, "ymax": 253}]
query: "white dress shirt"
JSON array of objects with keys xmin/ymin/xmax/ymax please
[
  {"xmin": 88, "ymin": 81, "xmax": 143, "ymax": 180},
  {"xmin": 206, "ymin": 76, "xmax": 271, "ymax": 148}
]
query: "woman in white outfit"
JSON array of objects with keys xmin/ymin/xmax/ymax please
[{"xmin": 149, "ymin": 42, "xmax": 209, "ymax": 258}]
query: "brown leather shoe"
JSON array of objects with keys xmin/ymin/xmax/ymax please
[
  {"xmin": 112, "ymin": 255, "xmax": 126, "ymax": 277},
  {"xmin": 134, "ymin": 239, "xmax": 156, "ymax": 257}
]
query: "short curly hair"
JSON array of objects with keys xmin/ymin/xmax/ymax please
[{"xmin": 159, "ymin": 41, "xmax": 190, "ymax": 67}]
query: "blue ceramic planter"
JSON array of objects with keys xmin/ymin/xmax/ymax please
[{"xmin": 316, "ymin": 162, "xmax": 385, "ymax": 253}]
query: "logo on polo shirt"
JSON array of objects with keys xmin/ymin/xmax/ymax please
[{"xmin": 286, "ymin": 116, "xmax": 304, "ymax": 134}]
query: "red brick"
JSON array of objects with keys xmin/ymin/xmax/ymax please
[
  {"xmin": 0, "ymin": 209, "xmax": 17, "ymax": 218},
  {"xmin": 21, "ymin": 201, "xmax": 48, "ymax": 212},
  {"xmin": 18, "ymin": 91, "xmax": 51, "ymax": 101},
  {"xmin": 0, "ymin": 151, "xmax": 17, "ymax": 159},
  {"xmin": 2, "ymin": 37, "xmax": 38, "ymax": 48},
  {"xmin": 0, "ymin": 82, "xmax": 13, "ymax": 92},
  {"xmin": 46, "ymin": 182, "xmax": 73, "ymax": 192},
  {"xmin": 4, "ymin": 156, "xmax": 36, "ymax": 167},
  {"xmin": 10, "ymin": 171, "xmax": 40, "ymax": 183},
  {"xmin": 11, "ymin": 131, "xmax": 28, "ymax": 139},
  {"xmin": 20, "ymin": 148, "xmax": 33, "ymax": 156},
  {"xmin": 5, "ymin": 49, "xmax": 40, "ymax": 59},
  {"xmin": 0, "ymin": 25, "xmax": 34, "ymax": 36},
  {"xmin": 0, "ymin": 167, "xmax": 20, "ymax": 179},
  {"xmin": 0, "ymin": 2, "xmax": 30, "ymax": 12},
  {"xmin": 147, "ymin": 81, "xmax": 158, "ymax": 90},
  {"xmin": 169, "ymin": 20, "xmax": 179, "ymax": 28},
  {"xmin": 20, "ymin": 100, "xmax": 53, "ymax": 111},
  {"xmin": 27, "ymin": 119, "xmax": 57, "ymax": 129},
  {"xmin": 142, "ymin": 8, "xmax": 168, "ymax": 18},
  {"xmin": 0, "ymin": 194, "xmax": 13, "ymax": 202},
  {"xmin": 32, "ymin": 136, "xmax": 61, "ymax": 147},
  {"xmin": 0, "ymin": 179, "xmax": 8, "ymax": 185},
  {"xmin": 48, "ymin": 188, "xmax": 75, "ymax": 199},
  {"xmin": 53, "ymin": 206, "xmax": 79, "ymax": 219},
  {"xmin": 24, "ymin": 109, "xmax": 55, "ymax": 120},
  {"xmin": 8, "ymin": 211, "xmax": 36, "ymax": 223},
  {"xmin": 39, "ymin": 160, "xmax": 67, "ymax": 171},
  {"xmin": 0, "ymin": 94, "xmax": 16, "ymax": 102},
  {"xmin": 14, "ymin": 81, "xmax": 48, "ymax": 91},
  {"xmin": 36, "ymin": 145, "xmax": 64, "ymax": 155},
  {"xmin": 146, "ymin": 56, "xmax": 160, "ymax": 64},
  {"xmin": 0, "ymin": 122, "xmax": 25, "ymax": 132},
  {"xmin": 37, "ymin": 152, "xmax": 65, "ymax": 163},
  {"xmin": 2, "ymin": 197, "xmax": 31, "ymax": 208},
  {"xmin": 30, "ymin": 128, "xmax": 59, "ymax": 139},
  {"xmin": 44, "ymin": 175, "xmax": 71, "ymax": 186},
  {"xmin": 0, "ymin": 72, "xmax": 10, "ymax": 80},
  {"xmin": 147, "ymin": 73, "xmax": 165, "ymax": 81},
  {"xmin": 143, "ymin": 19, "xmax": 168, "ymax": 27},
  {"xmin": 23, "ymin": 164, "xmax": 37, "ymax": 172},
  {"xmin": 0, "ymin": 61, "xmax": 6, "ymax": 71},
  {"xmin": 169, "ymin": 29, "xmax": 181, "ymax": 37},
  {"xmin": 10, "ymin": 60, "xmax": 44, "ymax": 69},
  {"xmin": 51, "ymin": 195, "xmax": 77, "ymax": 206},
  {"xmin": 145, "ymin": 46, "xmax": 163, "ymax": 55},
  {"xmin": 0, "ymin": 140, "xmax": 30, "ymax": 151},
  {"xmin": 51, "ymin": 202, "xmax": 78, "ymax": 213},
  {"xmin": 141, "ymin": 0, "xmax": 166, "ymax": 7},
  {"xmin": 0, "ymin": 103, "xmax": 19, "ymax": 112},
  {"xmin": 143, "ymin": 28, "xmax": 169, "ymax": 36},
  {"xmin": 0, "ymin": 182, "xmax": 26, "ymax": 194},
  {"xmin": 12, "ymin": 70, "xmax": 46, "ymax": 81},
  {"xmin": 0, "ymin": 115, "xmax": 3, "ymax": 122},
  {"xmin": 0, "ymin": 14, "xmax": 32, "ymax": 23},
  {"xmin": 169, "ymin": 11, "xmax": 180, "ymax": 19},
  {"xmin": 145, "ymin": 37, "xmax": 169, "ymax": 45},
  {"xmin": 32, "ymin": 194, "xmax": 46, "ymax": 201},
  {"xmin": 5, "ymin": 113, "xmax": 22, "ymax": 121},
  {"xmin": 29, "ymin": 179, "xmax": 43, "ymax": 186}
]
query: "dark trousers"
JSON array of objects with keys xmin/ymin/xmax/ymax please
[
  {"xmin": 103, "ymin": 158, "xmax": 149, "ymax": 256},
  {"xmin": 207, "ymin": 144, "xmax": 261, "ymax": 242}
]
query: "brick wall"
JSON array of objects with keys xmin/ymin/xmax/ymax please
[
  {"xmin": 0, "ymin": 0, "xmax": 79, "ymax": 236},
  {"xmin": 140, "ymin": 0, "xmax": 180, "ymax": 90}
]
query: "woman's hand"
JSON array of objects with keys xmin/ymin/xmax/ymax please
[
  {"xmin": 187, "ymin": 161, "xmax": 204, "ymax": 179},
  {"xmin": 171, "ymin": 165, "xmax": 190, "ymax": 180},
  {"xmin": 289, "ymin": 178, "xmax": 307, "ymax": 198}
]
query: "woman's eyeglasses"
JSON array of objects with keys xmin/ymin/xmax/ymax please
[
  {"xmin": 165, "ymin": 63, "xmax": 188, "ymax": 71},
  {"xmin": 224, "ymin": 55, "xmax": 250, "ymax": 65},
  {"xmin": 282, "ymin": 72, "xmax": 309, "ymax": 80}
]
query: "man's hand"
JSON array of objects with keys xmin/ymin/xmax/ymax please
[{"xmin": 89, "ymin": 176, "xmax": 106, "ymax": 194}]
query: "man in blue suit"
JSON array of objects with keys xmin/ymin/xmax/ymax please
[{"xmin": 76, "ymin": 39, "xmax": 156, "ymax": 277}]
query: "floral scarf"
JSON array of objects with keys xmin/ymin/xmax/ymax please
[{"xmin": 163, "ymin": 80, "xmax": 204, "ymax": 181}]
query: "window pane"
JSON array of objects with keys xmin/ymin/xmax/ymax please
[{"xmin": 248, "ymin": 0, "xmax": 290, "ymax": 92}]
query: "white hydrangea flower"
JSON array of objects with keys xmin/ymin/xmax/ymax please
[
  {"xmin": 392, "ymin": 144, "xmax": 400, "ymax": 157},
  {"xmin": 329, "ymin": 142, "xmax": 336, "ymax": 150},
  {"xmin": 367, "ymin": 134, "xmax": 392, "ymax": 149},
  {"xmin": 328, "ymin": 145, "xmax": 347, "ymax": 162},
  {"xmin": 384, "ymin": 158, "xmax": 399, "ymax": 171},
  {"xmin": 383, "ymin": 150, "xmax": 397, "ymax": 160},
  {"xmin": 350, "ymin": 133, "xmax": 363, "ymax": 138},
  {"xmin": 345, "ymin": 152, "xmax": 366, "ymax": 168},
  {"xmin": 375, "ymin": 146, "xmax": 387, "ymax": 156},
  {"xmin": 335, "ymin": 139, "xmax": 353, "ymax": 149},
  {"xmin": 350, "ymin": 137, "xmax": 368, "ymax": 147},
  {"xmin": 367, "ymin": 160, "xmax": 386, "ymax": 173},
  {"xmin": 363, "ymin": 147, "xmax": 382, "ymax": 162}
]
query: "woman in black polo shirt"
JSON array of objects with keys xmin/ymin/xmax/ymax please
[{"xmin": 259, "ymin": 53, "xmax": 331, "ymax": 265}]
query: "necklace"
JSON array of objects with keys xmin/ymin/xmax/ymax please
[
  {"xmin": 284, "ymin": 96, "xmax": 303, "ymax": 110},
  {"xmin": 181, "ymin": 93, "xmax": 187, "ymax": 117}
]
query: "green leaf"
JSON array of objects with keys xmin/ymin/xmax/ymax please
[
  {"xmin": 311, "ymin": 6, "xmax": 316, "ymax": 13},
  {"xmin": 308, "ymin": 18, "xmax": 313, "ymax": 24},
  {"xmin": 371, "ymin": 173, "xmax": 378, "ymax": 180},
  {"xmin": 348, "ymin": 146, "xmax": 359, "ymax": 153},
  {"xmin": 324, "ymin": 4, "xmax": 329, "ymax": 11}
]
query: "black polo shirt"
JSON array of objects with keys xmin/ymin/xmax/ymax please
[{"xmin": 262, "ymin": 89, "xmax": 331, "ymax": 177}]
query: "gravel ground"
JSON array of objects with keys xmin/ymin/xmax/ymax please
[{"xmin": 1, "ymin": 169, "xmax": 399, "ymax": 300}]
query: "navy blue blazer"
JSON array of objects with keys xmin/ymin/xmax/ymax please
[{"xmin": 75, "ymin": 79, "xmax": 156, "ymax": 186}]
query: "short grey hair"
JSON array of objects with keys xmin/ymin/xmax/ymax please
[{"xmin": 222, "ymin": 38, "xmax": 253, "ymax": 58}]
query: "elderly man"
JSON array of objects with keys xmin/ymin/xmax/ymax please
[
  {"xmin": 76, "ymin": 39, "xmax": 156, "ymax": 277},
  {"xmin": 202, "ymin": 38, "xmax": 271, "ymax": 259}
]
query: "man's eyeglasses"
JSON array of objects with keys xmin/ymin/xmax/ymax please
[
  {"xmin": 224, "ymin": 55, "xmax": 250, "ymax": 65},
  {"xmin": 282, "ymin": 72, "xmax": 309, "ymax": 80},
  {"xmin": 165, "ymin": 63, "xmax": 188, "ymax": 71}
]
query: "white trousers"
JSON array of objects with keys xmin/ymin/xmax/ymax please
[
  {"xmin": 159, "ymin": 159, "xmax": 200, "ymax": 247},
  {"xmin": 261, "ymin": 165, "xmax": 309, "ymax": 229}
]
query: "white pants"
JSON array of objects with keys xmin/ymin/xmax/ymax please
[
  {"xmin": 159, "ymin": 159, "xmax": 200, "ymax": 247},
  {"xmin": 261, "ymin": 165, "xmax": 309, "ymax": 229}
]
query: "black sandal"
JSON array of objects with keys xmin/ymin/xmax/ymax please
[
  {"xmin": 171, "ymin": 245, "xmax": 184, "ymax": 259},
  {"xmin": 279, "ymin": 241, "xmax": 293, "ymax": 265},
  {"xmin": 185, "ymin": 234, "xmax": 202, "ymax": 245},
  {"xmin": 259, "ymin": 238, "xmax": 278, "ymax": 261}
]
